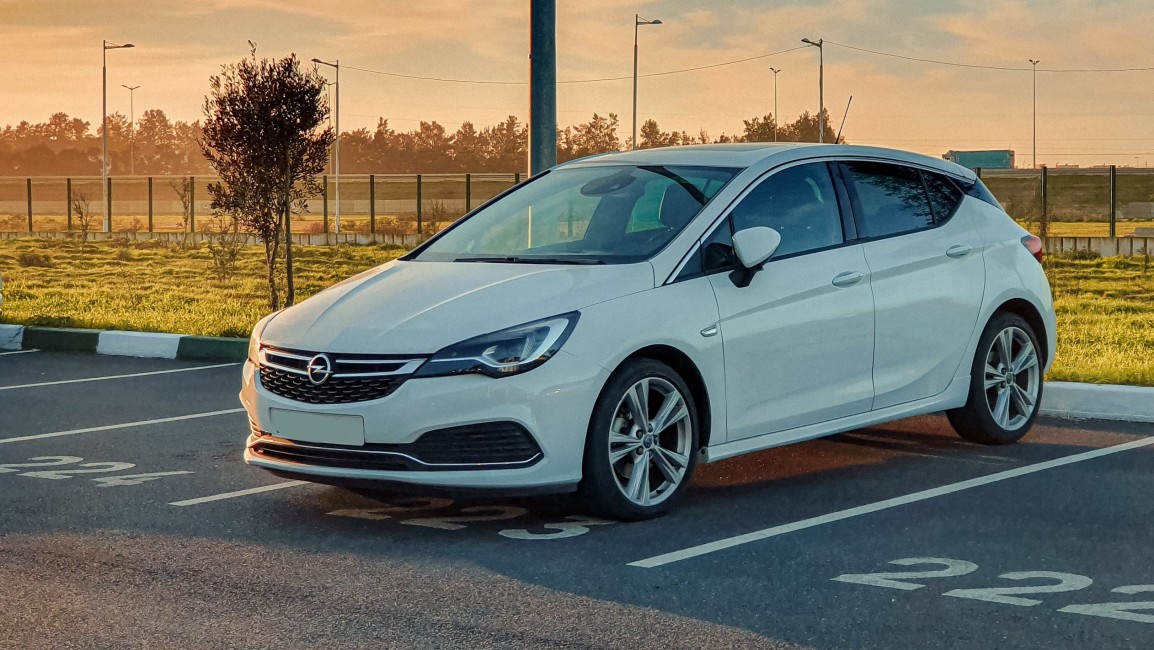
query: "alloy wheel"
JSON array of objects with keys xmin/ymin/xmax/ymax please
[
  {"xmin": 607, "ymin": 377, "xmax": 693, "ymax": 507},
  {"xmin": 983, "ymin": 326, "xmax": 1041, "ymax": 431}
]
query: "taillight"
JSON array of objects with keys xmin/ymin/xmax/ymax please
[{"xmin": 1021, "ymin": 235, "xmax": 1043, "ymax": 263}]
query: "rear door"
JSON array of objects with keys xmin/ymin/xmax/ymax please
[{"xmin": 837, "ymin": 161, "xmax": 985, "ymax": 409}]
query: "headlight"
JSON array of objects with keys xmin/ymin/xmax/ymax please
[
  {"xmin": 415, "ymin": 312, "xmax": 579, "ymax": 378},
  {"xmin": 248, "ymin": 313, "xmax": 277, "ymax": 363}
]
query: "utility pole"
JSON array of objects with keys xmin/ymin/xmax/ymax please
[
  {"xmin": 769, "ymin": 68, "xmax": 781, "ymax": 142},
  {"xmin": 529, "ymin": 0, "xmax": 557, "ymax": 174},
  {"xmin": 802, "ymin": 38, "xmax": 824, "ymax": 143},
  {"xmin": 1029, "ymin": 59, "xmax": 1039, "ymax": 169},
  {"xmin": 122, "ymin": 84, "xmax": 140, "ymax": 175}
]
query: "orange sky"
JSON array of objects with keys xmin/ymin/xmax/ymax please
[{"xmin": 4, "ymin": 0, "xmax": 1154, "ymax": 167}]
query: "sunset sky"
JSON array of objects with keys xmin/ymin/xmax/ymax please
[{"xmin": 4, "ymin": 0, "xmax": 1154, "ymax": 167}]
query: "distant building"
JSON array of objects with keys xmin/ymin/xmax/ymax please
[{"xmin": 943, "ymin": 149, "xmax": 1015, "ymax": 170}]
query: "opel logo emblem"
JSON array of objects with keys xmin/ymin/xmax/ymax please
[{"xmin": 306, "ymin": 354, "xmax": 334, "ymax": 385}]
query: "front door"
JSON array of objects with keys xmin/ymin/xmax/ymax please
[{"xmin": 706, "ymin": 162, "xmax": 875, "ymax": 440}]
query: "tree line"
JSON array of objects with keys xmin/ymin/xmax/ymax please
[{"xmin": 0, "ymin": 109, "xmax": 840, "ymax": 177}]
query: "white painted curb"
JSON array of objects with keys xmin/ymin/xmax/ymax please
[
  {"xmin": 0, "ymin": 324, "xmax": 23, "ymax": 351},
  {"xmin": 1040, "ymin": 381, "xmax": 1154, "ymax": 424},
  {"xmin": 96, "ymin": 330, "xmax": 183, "ymax": 359}
]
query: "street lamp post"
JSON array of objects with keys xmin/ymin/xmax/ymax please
[
  {"xmin": 312, "ymin": 58, "xmax": 341, "ymax": 235},
  {"xmin": 769, "ymin": 67, "xmax": 781, "ymax": 142},
  {"xmin": 103, "ymin": 40, "xmax": 134, "ymax": 232},
  {"xmin": 801, "ymin": 38, "xmax": 824, "ymax": 143},
  {"xmin": 122, "ymin": 84, "xmax": 140, "ymax": 176},
  {"xmin": 632, "ymin": 14, "xmax": 662, "ymax": 150},
  {"xmin": 1029, "ymin": 59, "xmax": 1039, "ymax": 169}
]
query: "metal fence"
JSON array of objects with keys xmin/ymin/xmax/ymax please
[
  {"xmin": 0, "ymin": 173, "xmax": 522, "ymax": 236},
  {"xmin": 979, "ymin": 166, "xmax": 1154, "ymax": 238},
  {"xmin": 3, "ymin": 168, "xmax": 1154, "ymax": 240}
]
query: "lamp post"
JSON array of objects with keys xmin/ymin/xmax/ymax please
[
  {"xmin": 801, "ymin": 38, "xmax": 823, "ymax": 143},
  {"xmin": 632, "ymin": 14, "xmax": 662, "ymax": 150},
  {"xmin": 312, "ymin": 58, "xmax": 341, "ymax": 234},
  {"xmin": 1029, "ymin": 59, "xmax": 1039, "ymax": 169},
  {"xmin": 122, "ymin": 84, "xmax": 140, "ymax": 176},
  {"xmin": 769, "ymin": 67, "xmax": 781, "ymax": 142},
  {"xmin": 103, "ymin": 40, "xmax": 134, "ymax": 232}
]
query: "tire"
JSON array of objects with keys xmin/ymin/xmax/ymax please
[
  {"xmin": 947, "ymin": 312, "xmax": 1044, "ymax": 445},
  {"xmin": 578, "ymin": 359, "xmax": 700, "ymax": 521}
]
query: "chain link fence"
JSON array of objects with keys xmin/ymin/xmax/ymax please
[
  {"xmin": 4, "ymin": 168, "xmax": 1154, "ymax": 239},
  {"xmin": 0, "ymin": 173, "xmax": 522, "ymax": 236}
]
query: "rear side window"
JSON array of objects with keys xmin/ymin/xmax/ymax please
[
  {"xmin": 923, "ymin": 171, "xmax": 964, "ymax": 224},
  {"xmin": 843, "ymin": 161, "xmax": 934, "ymax": 238}
]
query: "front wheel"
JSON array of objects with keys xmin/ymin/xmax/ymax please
[
  {"xmin": 947, "ymin": 313, "xmax": 1043, "ymax": 445},
  {"xmin": 579, "ymin": 359, "xmax": 699, "ymax": 521}
]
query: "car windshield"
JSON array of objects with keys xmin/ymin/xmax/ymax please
[{"xmin": 413, "ymin": 164, "xmax": 741, "ymax": 264}]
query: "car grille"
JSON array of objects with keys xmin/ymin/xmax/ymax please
[
  {"xmin": 249, "ymin": 421, "xmax": 543, "ymax": 471},
  {"xmin": 257, "ymin": 346, "xmax": 425, "ymax": 405}
]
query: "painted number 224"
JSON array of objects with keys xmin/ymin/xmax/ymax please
[{"xmin": 0, "ymin": 455, "xmax": 193, "ymax": 487}]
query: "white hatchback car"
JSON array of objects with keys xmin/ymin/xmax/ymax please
[{"xmin": 241, "ymin": 143, "xmax": 1055, "ymax": 520}]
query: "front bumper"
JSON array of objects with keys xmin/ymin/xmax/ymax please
[{"xmin": 240, "ymin": 349, "xmax": 610, "ymax": 491}]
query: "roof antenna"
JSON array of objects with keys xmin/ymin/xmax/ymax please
[{"xmin": 836, "ymin": 95, "xmax": 853, "ymax": 144}]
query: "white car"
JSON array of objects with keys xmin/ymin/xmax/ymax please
[{"xmin": 241, "ymin": 143, "xmax": 1055, "ymax": 520}]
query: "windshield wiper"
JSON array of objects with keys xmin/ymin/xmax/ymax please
[{"xmin": 453, "ymin": 255, "xmax": 604, "ymax": 265}]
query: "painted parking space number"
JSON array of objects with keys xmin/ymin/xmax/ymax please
[
  {"xmin": 0, "ymin": 455, "xmax": 192, "ymax": 488},
  {"xmin": 834, "ymin": 557, "xmax": 1154, "ymax": 624}
]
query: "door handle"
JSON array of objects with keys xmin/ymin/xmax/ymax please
[
  {"xmin": 946, "ymin": 244, "xmax": 973, "ymax": 259},
  {"xmin": 831, "ymin": 271, "xmax": 864, "ymax": 288}
]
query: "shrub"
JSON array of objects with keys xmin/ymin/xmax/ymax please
[{"xmin": 16, "ymin": 251, "xmax": 53, "ymax": 267}]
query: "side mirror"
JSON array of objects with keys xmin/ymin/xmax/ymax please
[{"xmin": 729, "ymin": 227, "xmax": 781, "ymax": 288}]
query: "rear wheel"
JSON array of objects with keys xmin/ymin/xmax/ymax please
[
  {"xmin": 579, "ymin": 359, "xmax": 699, "ymax": 521},
  {"xmin": 947, "ymin": 313, "xmax": 1043, "ymax": 445}
]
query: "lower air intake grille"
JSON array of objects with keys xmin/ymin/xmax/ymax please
[{"xmin": 249, "ymin": 421, "xmax": 542, "ymax": 471}]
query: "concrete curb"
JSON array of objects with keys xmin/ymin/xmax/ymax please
[
  {"xmin": 2, "ymin": 323, "xmax": 1153, "ymax": 424},
  {"xmin": 0, "ymin": 324, "xmax": 246, "ymax": 362},
  {"xmin": 1039, "ymin": 382, "xmax": 1154, "ymax": 424}
]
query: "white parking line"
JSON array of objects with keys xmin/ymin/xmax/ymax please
[
  {"xmin": 630, "ymin": 435, "xmax": 1154, "ymax": 569},
  {"xmin": 0, "ymin": 362, "xmax": 241, "ymax": 391},
  {"xmin": 0, "ymin": 349, "xmax": 38, "ymax": 356},
  {"xmin": 169, "ymin": 481, "xmax": 309, "ymax": 506},
  {"xmin": 0, "ymin": 408, "xmax": 246, "ymax": 444}
]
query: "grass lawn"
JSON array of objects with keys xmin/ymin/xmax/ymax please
[
  {"xmin": 1, "ymin": 239, "xmax": 1152, "ymax": 386},
  {"xmin": 1044, "ymin": 253, "xmax": 1154, "ymax": 386},
  {"xmin": 0, "ymin": 238, "xmax": 404, "ymax": 338}
]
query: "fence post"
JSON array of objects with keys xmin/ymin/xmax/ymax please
[
  {"xmin": 1109, "ymin": 165, "xmax": 1117, "ymax": 239},
  {"xmin": 416, "ymin": 174, "xmax": 423, "ymax": 235},
  {"xmin": 26, "ymin": 178, "xmax": 32, "ymax": 232},
  {"xmin": 66, "ymin": 177, "xmax": 73, "ymax": 231},
  {"xmin": 106, "ymin": 176, "xmax": 113, "ymax": 230},
  {"xmin": 514, "ymin": 172, "xmax": 521, "ymax": 185},
  {"xmin": 322, "ymin": 174, "xmax": 329, "ymax": 233},
  {"xmin": 369, "ymin": 174, "xmax": 376, "ymax": 234},
  {"xmin": 465, "ymin": 173, "xmax": 472, "ymax": 212},
  {"xmin": 1039, "ymin": 165, "xmax": 1048, "ymax": 239},
  {"xmin": 974, "ymin": 167, "xmax": 982, "ymax": 180},
  {"xmin": 189, "ymin": 176, "xmax": 195, "ymax": 232},
  {"xmin": 147, "ymin": 176, "xmax": 154, "ymax": 233}
]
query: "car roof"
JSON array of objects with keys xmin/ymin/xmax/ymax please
[{"xmin": 561, "ymin": 142, "xmax": 978, "ymax": 183}]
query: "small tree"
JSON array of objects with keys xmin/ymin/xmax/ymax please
[
  {"xmin": 71, "ymin": 192, "xmax": 94, "ymax": 244},
  {"xmin": 200, "ymin": 45, "xmax": 332, "ymax": 310}
]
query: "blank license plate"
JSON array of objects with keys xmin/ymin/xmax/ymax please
[{"xmin": 269, "ymin": 409, "xmax": 366, "ymax": 446}]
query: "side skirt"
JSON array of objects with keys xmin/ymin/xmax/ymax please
[{"xmin": 700, "ymin": 373, "xmax": 971, "ymax": 463}]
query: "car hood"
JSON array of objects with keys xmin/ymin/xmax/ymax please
[{"xmin": 261, "ymin": 260, "xmax": 655, "ymax": 354}]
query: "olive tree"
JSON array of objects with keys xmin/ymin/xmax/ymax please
[{"xmin": 200, "ymin": 45, "xmax": 333, "ymax": 309}]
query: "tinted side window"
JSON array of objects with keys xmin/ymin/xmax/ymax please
[
  {"xmin": 843, "ymin": 162, "xmax": 933, "ymax": 238},
  {"xmin": 729, "ymin": 163, "xmax": 844, "ymax": 257},
  {"xmin": 923, "ymin": 171, "xmax": 963, "ymax": 224}
]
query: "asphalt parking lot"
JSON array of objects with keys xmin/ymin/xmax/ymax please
[{"xmin": 2, "ymin": 350, "xmax": 1152, "ymax": 649}]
